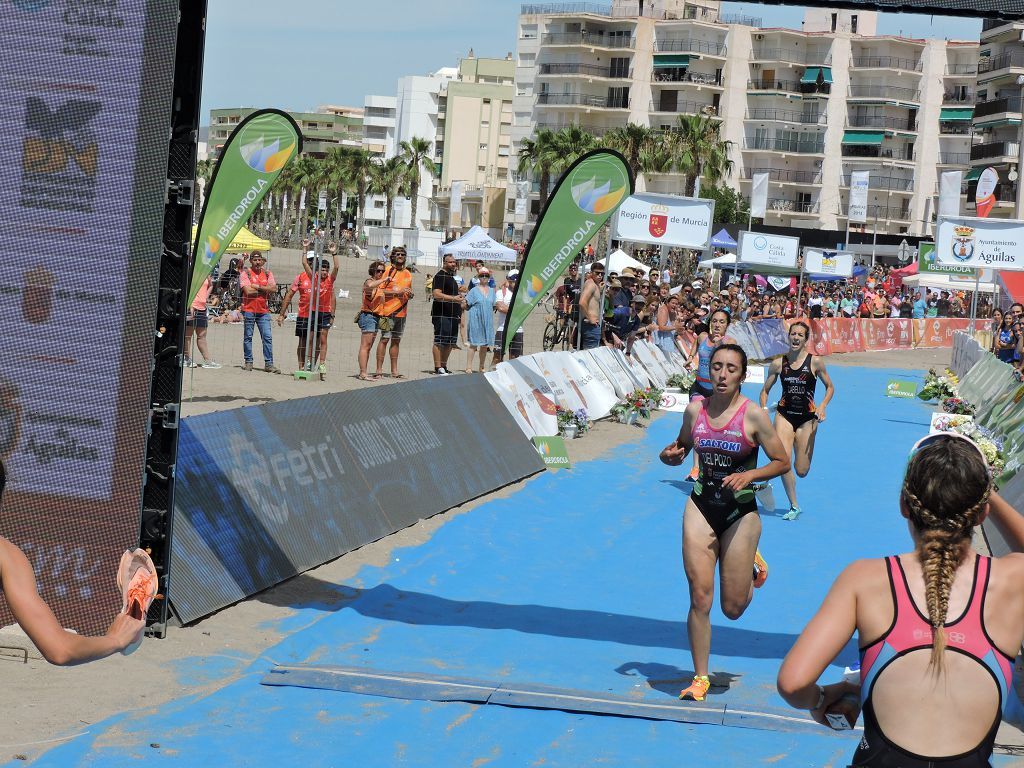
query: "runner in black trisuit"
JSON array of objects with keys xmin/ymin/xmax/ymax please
[{"xmin": 759, "ymin": 321, "xmax": 834, "ymax": 520}]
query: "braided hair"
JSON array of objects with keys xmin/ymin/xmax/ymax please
[{"xmin": 902, "ymin": 436, "xmax": 991, "ymax": 671}]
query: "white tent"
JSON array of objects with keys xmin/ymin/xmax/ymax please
[
  {"xmin": 438, "ymin": 225, "xmax": 517, "ymax": 264},
  {"xmin": 698, "ymin": 254, "xmax": 737, "ymax": 269},
  {"xmin": 586, "ymin": 248, "xmax": 651, "ymax": 276},
  {"xmin": 903, "ymin": 273, "xmax": 998, "ymax": 294}
]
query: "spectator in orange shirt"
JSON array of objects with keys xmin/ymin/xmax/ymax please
[
  {"xmin": 277, "ymin": 246, "xmax": 339, "ymax": 378},
  {"xmin": 239, "ymin": 251, "xmax": 279, "ymax": 373},
  {"xmin": 184, "ymin": 275, "xmax": 221, "ymax": 369},
  {"xmin": 373, "ymin": 246, "xmax": 415, "ymax": 379}
]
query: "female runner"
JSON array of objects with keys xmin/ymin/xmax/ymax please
[
  {"xmin": 778, "ymin": 434, "xmax": 1024, "ymax": 767},
  {"xmin": 660, "ymin": 344, "xmax": 791, "ymax": 702},
  {"xmin": 684, "ymin": 309, "xmax": 733, "ymax": 481},
  {"xmin": 759, "ymin": 321, "xmax": 834, "ymax": 520}
]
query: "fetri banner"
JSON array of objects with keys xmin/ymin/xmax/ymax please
[
  {"xmin": 189, "ymin": 109, "xmax": 301, "ymax": 303},
  {"xmin": 503, "ymin": 150, "xmax": 633, "ymax": 352}
]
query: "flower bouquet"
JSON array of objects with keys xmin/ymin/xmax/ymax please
[
  {"xmin": 932, "ymin": 417, "xmax": 1006, "ymax": 477},
  {"xmin": 666, "ymin": 371, "xmax": 695, "ymax": 391},
  {"xmin": 611, "ymin": 389, "xmax": 653, "ymax": 425},
  {"xmin": 941, "ymin": 397, "xmax": 976, "ymax": 416},
  {"xmin": 643, "ymin": 386, "xmax": 665, "ymax": 411},
  {"xmin": 918, "ymin": 368, "xmax": 959, "ymax": 402},
  {"xmin": 556, "ymin": 406, "xmax": 589, "ymax": 439}
]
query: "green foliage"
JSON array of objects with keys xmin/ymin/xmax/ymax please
[{"xmin": 701, "ymin": 185, "xmax": 749, "ymax": 225}]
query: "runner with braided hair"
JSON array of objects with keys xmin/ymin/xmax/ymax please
[{"xmin": 778, "ymin": 434, "xmax": 1024, "ymax": 767}]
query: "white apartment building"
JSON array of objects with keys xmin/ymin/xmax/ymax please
[
  {"xmin": 508, "ymin": 0, "xmax": 980, "ymax": 240},
  {"xmin": 971, "ymin": 19, "xmax": 1024, "ymax": 218},
  {"xmin": 361, "ymin": 95, "xmax": 397, "ymax": 228}
]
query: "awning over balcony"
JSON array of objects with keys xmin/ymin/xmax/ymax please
[
  {"xmin": 965, "ymin": 167, "xmax": 984, "ymax": 181},
  {"xmin": 653, "ymin": 54, "xmax": 689, "ymax": 68},
  {"xmin": 800, "ymin": 67, "xmax": 820, "ymax": 83},
  {"xmin": 841, "ymin": 130, "xmax": 885, "ymax": 145},
  {"xmin": 821, "ymin": 66, "xmax": 833, "ymax": 84},
  {"xmin": 939, "ymin": 107, "xmax": 974, "ymax": 121}
]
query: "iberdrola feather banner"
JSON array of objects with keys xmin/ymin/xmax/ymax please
[
  {"xmin": 188, "ymin": 109, "xmax": 301, "ymax": 303},
  {"xmin": 503, "ymin": 149, "xmax": 634, "ymax": 352}
]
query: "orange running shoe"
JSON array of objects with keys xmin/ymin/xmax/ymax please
[
  {"xmin": 116, "ymin": 549, "xmax": 157, "ymax": 655},
  {"xmin": 753, "ymin": 549, "xmax": 769, "ymax": 589},
  {"xmin": 679, "ymin": 675, "xmax": 711, "ymax": 702}
]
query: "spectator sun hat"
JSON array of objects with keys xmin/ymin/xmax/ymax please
[{"xmin": 508, "ymin": 270, "xmax": 519, "ymax": 279}]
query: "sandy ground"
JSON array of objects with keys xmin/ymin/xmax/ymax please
[{"xmin": 0, "ymin": 265, "xmax": 965, "ymax": 763}]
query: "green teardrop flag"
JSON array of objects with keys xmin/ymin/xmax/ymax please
[
  {"xmin": 189, "ymin": 109, "xmax": 301, "ymax": 303},
  {"xmin": 503, "ymin": 150, "xmax": 634, "ymax": 352}
]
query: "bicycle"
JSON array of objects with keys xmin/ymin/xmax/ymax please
[{"xmin": 542, "ymin": 308, "xmax": 575, "ymax": 351}]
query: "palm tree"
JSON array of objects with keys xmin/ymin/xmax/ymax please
[
  {"xmin": 549, "ymin": 124, "xmax": 598, "ymax": 178},
  {"xmin": 341, "ymin": 148, "xmax": 375, "ymax": 238},
  {"xmin": 286, "ymin": 154, "xmax": 323, "ymax": 238},
  {"xmin": 602, "ymin": 123, "xmax": 656, "ymax": 181},
  {"xmin": 516, "ymin": 127, "xmax": 558, "ymax": 211},
  {"xmin": 673, "ymin": 113, "xmax": 734, "ymax": 196},
  {"xmin": 398, "ymin": 137, "xmax": 437, "ymax": 229},
  {"xmin": 323, "ymin": 146, "xmax": 354, "ymax": 241},
  {"xmin": 369, "ymin": 156, "xmax": 407, "ymax": 227}
]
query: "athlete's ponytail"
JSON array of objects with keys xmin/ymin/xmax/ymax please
[{"xmin": 902, "ymin": 436, "xmax": 990, "ymax": 671}]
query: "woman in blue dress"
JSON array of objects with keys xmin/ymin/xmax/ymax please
[{"xmin": 464, "ymin": 267, "xmax": 496, "ymax": 373}]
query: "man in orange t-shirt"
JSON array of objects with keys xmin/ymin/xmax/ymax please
[
  {"xmin": 373, "ymin": 246, "xmax": 414, "ymax": 378},
  {"xmin": 238, "ymin": 251, "xmax": 278, "ymax": 372}
]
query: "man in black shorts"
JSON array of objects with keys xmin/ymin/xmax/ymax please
[{"xmin": 431, "ymin": 254, "xmax": 465, "ymax": 375}]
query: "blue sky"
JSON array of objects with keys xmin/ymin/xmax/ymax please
[{"xmin": 199, "ymin": 1, "xmax": 981, "ymax": 122}]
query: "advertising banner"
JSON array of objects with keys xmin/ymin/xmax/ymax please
[
  {"xmin": 496, "ymin": 362, "xmax": 558, "ymax": 436},
  {"xmin": 804, "ymin": 249, "xmax": 854, "ymax": 278},
  {"xmin": 727, "ymin": 322, "xmax": 764, "ymax": 360},
  {"xmin": 550, "ymin": 351, "xmax": 618, "ymax": 419},
  {"xmin": 860, "ymin": 318, "xmax": 913, "ymax": 351},
  {"xmin": 630, "ymin": 342, "xmax": 670, "ymax": 387},
  {"xmin": 975, "ymin": 167, "xmax": 999, "ymax": 219},
  {"xmin": 525, "ymin": 352, "xmax": 588, "ymax": 413},
  {"xmin": 886, "ymin": 380, "xmax": 919, "ymax": 398},
  {"xmin": 938, "ymin": 170, "xmax": 963, "ymax": 218},
  {"xmin": 825, "ymin": 318, "xmax": 864, "ymax": 354},
  {"xmin": 848, "ymin": 170, "xmax": 870, "ymax": 224},
  {"xmin": 912, "ymin": 318, "xmax": 972, "ymax": 348},
  {"xmin": 918, "ymin": 241, "xmax": 976, "ymax": 279},
  {"xmin": 750, "ymin": 172, "xmax": 769, "ymax": 219},
  {"xmin": 738, "ymin": 231, "xmax": 800, "ymax": 270},
  {"xmin": 936, "ymin": 216, "xmax": 1024, "ymax": 271},
  {"xmin": 532, "ymin": 436, "xmax": 571, "ymax": 469},
  {"xmin": 503, "ymin": 150, "xmax": 633, "ymax": 351},
  {"xmin": 189, "ymin": 109, "xmax": 300, "ymax": 302},
  {"xmin": 483, "ymin": 369, "xmax": 539, "ymax": 438},
  {"xmin": 752, "ymin": 319, "xmax": 791, "ymax": 357},
  {"xmin": 803, "ymin": 319, "xmax": 833, "ymax": 357},
  {"xmin": 610, "ymin": 347, "xmax": 652, "ymax": 389},
  {"xmin": 614, "ymin": 193, "xmax": 716, "ymax": 249},
  {"xmin": 449, "ymin": 180, "xmax": 464, "ymax": 228},
  {"xmin": 587, "ymin": 348, "xmax": 634, "ymax": 398},
  {"xmin": 171, "ymin": 376, "xmax": 544, "ymax": 624},
  {"xmin": 573, "ymin": 352, "xmax": 621, "ymax": 405}
]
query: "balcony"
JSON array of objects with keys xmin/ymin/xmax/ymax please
[
  {"xmin": 743, "ymin": 137, "xmax": 825, "ymax": 154},
  {"xmin": 968, "ymin": 184, "xmax": 1018, "ymax": 204},
  {"xmin": 751, "ymin": 47, "xmax": 829, "ymax": 65},
  {"xmin": 538, "ymin": 63, "xmax": 629, "ymax": 78},
  {"xmin": 541, "ymin": 32, "xmax": 634, "ymax": 48},
  {"xmin": 839, "ymin": 174, "xmax": 915, "ymax": 192},
  {"xmin": 654, "ymin": 38, "xmax": 726, "ymax": 56},
  {"xmin": 847, "ymin": 115, "xmax": 917, "ymax": 131},
  {"xmin": 848, "ymin": 85, "xmax": 921, "ymax": 101},
  {"xmin": 747, "ymin": 108, "xmax": 824, "ymax": 124},
  {"xmin": 978, "ymin": 52, "xmax": 1024, "ymax": 73},
  {"xmin": 766, "ymin": 198, "xmax": 818, "ymax": 214},
  {"xmin": 747, "ymin": 79, "xmax": 803, "ymax": 94},
  {"xmin": 535, "ymin": 121, "xmax": 618, "ymax": 136},
  {"xmin": 841, "ymin": 145, "xmax": 912, "ymax": 161},
  {"xmin": 974, "ymin": 97, "xmax": 1023, "ymax": 117},
  {"xmin": 719, "ymin": 12, "xmax": 762, "ymax": 25},
  {"xmin": 743, "ymin": 167, "xmax": 822, "ymax": 184},
  {"xmin": 942, "ymin": 90, "xmax": 975, "ymax": 104},
  {"xmin": 938, "ymin": 122, "xmax": 973, "ymax": 135},
  {"xmin": 654, "ymin": 70, "xmax": 722, "ymax": 85},
  {"xmin": 522, "ymin": 3, "xmax": 613, "ymax": 14},
  {"xmin": 945, "ymin": 64, "xmax": 978, "ymax": 76},
  {"xmin": 938, "ymin": 151, "xmax": 970, "ymax": 164},
  {"xmin": 650, "ymin": 98, "xmax": 717, "ymax": 114},
  {"xmin": 971, "ymin": 140, "xmax": 1020, "ymax": 159},
  {"xmin": 536, "ymin": 92, "xmax": 629, "ymax": 108},
  {"xmin": 850, "ymin": 56, "xmax": 922, "ymax": 71}
]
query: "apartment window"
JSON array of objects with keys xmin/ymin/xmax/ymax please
[
  {"xmin": 483, "ymin": 98, "xmax": 491, "ymax": 105},
  {"xmin": 521, "ymin": 23, "xmax": 538, "ymax": 39},
  {"xmin": 851, "ymin": 15, "xmax": 858, "ymax": 33},
  {"xmin": 480, "ymin": 143, "xmax": 488, "ymax": 149},
  {"xmin": 478, "ymin": 165, "xmax": 486, "ymax": 172},
  {"xmin": 831, "ymin": 13, "xmax": 837, "ymax": 32},
  {"xmin": 519, "ymin": 53, "xmax": 535, "ymax": 67},
  {"xmin": 609, "ymin": 57, "xmax": 629, "ymax": 78}
]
